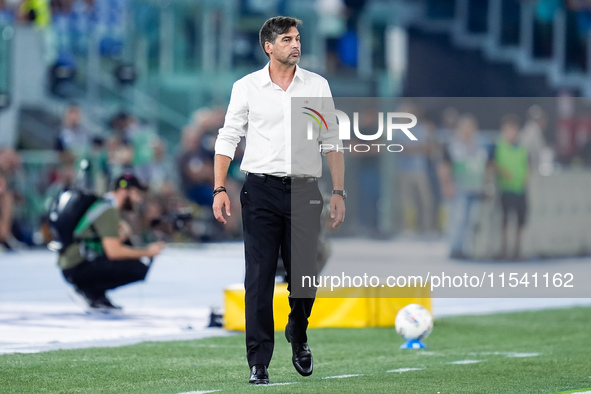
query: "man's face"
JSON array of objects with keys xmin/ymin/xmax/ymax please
[
  {"xmin": 121, "ymin": 187, "xmax": 144, "ymax": 211},
  {"xmin": 65, "ymin": 107, "xmax": 80, "ymax": 127},
  {"xmin": 457, "ymin": 119, "xmax": 477, "ymax": 143},
  {"xmin": 502, "ymin": 124, "xmax": 519, "ymax": 144},
  {"xmin": 267, "ymin": 26, "xmax": 301, "ymax": 66}
]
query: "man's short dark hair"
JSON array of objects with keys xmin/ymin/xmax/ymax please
[{"xmin": 259, "ymin": 16, "xmax": 302, "ymax": 58}]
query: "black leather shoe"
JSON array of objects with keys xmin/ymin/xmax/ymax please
[
  {"xmin": 249, "ymin": 365, "xmax": 269, "ymax": 385},
  {"xmin": 90, "ymin": 296, "xmax": 122, "ymax": 311},
  {"xmin": 285, "ymin": 323, "xmax": 313, "ymax": 376}
]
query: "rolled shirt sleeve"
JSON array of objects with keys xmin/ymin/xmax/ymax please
[
  {"xmin": 214, "ymin": 81, "xmax": 248, "ymax": 160},
  {"xmin": 318, "ymin": 80, "xmax": 343, "ymax": 155}
]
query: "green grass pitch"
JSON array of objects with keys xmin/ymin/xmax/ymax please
[{"xmin": 1, "ymin": 306, "xmax": 590, "ymax": 393}]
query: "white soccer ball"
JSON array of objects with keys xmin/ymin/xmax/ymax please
[{"xmin": 395, "ymin": 304, "xmax": 433, "ymax": 341}]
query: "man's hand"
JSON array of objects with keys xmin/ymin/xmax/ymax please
[
  {"xmin": 329, "ymin": 194, "xmax": 346, "ymax": 228},
  {"xmin": 103, "ymin": 237, "xmax": 165, "ymax": 260},
  {"xmin": 213, "ymin": 192, "xmax": 231, "ymax": 224},
  {"xmin": 146, "ymin": 242, "xmax": 165, "ymax": 257}
]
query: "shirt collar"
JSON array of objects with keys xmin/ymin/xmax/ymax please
[
  {"xmin": 260, "ymin": 62, "xmax": 306, "ymax": 87},
  {"xmin": 294, "ymin": 64, "xmax": 306, "ymax": 84}
]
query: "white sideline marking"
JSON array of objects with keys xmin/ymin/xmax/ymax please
[
  {"xmin": 177, "ymin": 391, "xmax": 221, "ymax": 394},
  {"xmin": 469, "ymin": 351, "xmax": 540, "ymax": 358},
  {"xmin": 322, "ymin": 374, "xmax": 362, "ymax": 379},
  {"xmin": 448, "ymin": 359, "xmax": 483, "ymax": 365},
  {"xmin": 505, "ymin": 352, "xmax": 540, "ymax": 358},
  {"xmin": 0, "ymin": 302, "xmax": 227, "ymax": 355},
  {"xmin": 387, "ymin": 368, "xmax": 424, "ymax": 373},
  {"xmin": 266, "ymin": 382, "xmax": 298, "ymax": 386}
]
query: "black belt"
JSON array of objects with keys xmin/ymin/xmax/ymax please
[{"xmin": 248, "ymin": 173, "xmax": 317, "ymax": 184}]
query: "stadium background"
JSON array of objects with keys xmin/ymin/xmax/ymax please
[
  {"xmin": 2, "ymin": 0, "xmax": 591, "ymax": 248},
  {"xmin": 1, "ymin": 0, "xmax": 591, "ymax": 393}
]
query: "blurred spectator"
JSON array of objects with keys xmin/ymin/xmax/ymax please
[
  {"xmin": 395, "ymin": 103, "xmax": 434, "ymax": 235},
  {"xmin": 149, "ymin": 138, "xmax": 175, "ymax": 194},
  {"xmin": 439, "ymin": 106, "xmax": 459, "ymax": 145},
  {"xmin": 43, "ymin": 164, "xmax": 76, "ymax": 205},
  {"xmin": 86, "ymin": 136, "xmax": 110, "ymax": 195},
  {"xmin": 54, "ymin": 104, "xmax": 109, "ymax": 193},
  {"xmin": 439, "ymin": 114, "xmax": 494, "ymax": 259},
  {"xmin": 178, "ymin": 108, "xmax": 242, "ymax": 239},
  {"xmin": 337, "ymin": 0, "xmax": 366, "ymax": 69},
  {"xmin": 106, "ymin": 111, "xmax": 134, "ymax": 177},
  {"xmin": 423, "ymin": 115, "xmax": 444, "ymax": 233},
  {"xmin": 317, "ymin": 0, "xmax": 346, "ymax": 73},
  {"xmin": 349, "ymin": 105, "xmax": 381, "ymax": 234},
  {"xmin": 178, "ymin": 123, "xmax": 214, "ymax": 208},
  {"xmin": 493, "ymin": 114, "xmax": 529, "ymax": 260},
  {"xmin": 127, "ymin": 116, "xmax": 160, "ymax": 185},
  {"xmin": 50, "ymin": 0, "xmax": 75, "ymax": 58},
  {"xmin": 55, "ymin": 103, "xmax": 91, "ymax": 163},
  {"xmin": 343, "ymin": 0, "xmax": 365, "ymax": 29},
  {"xmin": 520, "ymin": 104, "xmax": 547, "ymax": 172},
  {"xmin": 106, "ymin": 111, "xmax": 162, "ymax": 186},
  {"xmin": 0, "ymin": 0, "xmax": 19, "ymax": 23},
  {"xmin": 0, "ymin": 147, "xmax": 20, "ymax": 250},
  {"xmin": 18, "ymin": 0, "xmax": 51, "ymax": 27}
]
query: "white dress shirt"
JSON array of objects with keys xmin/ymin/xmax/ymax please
[{"xmin": 214, "ymin": 63, "xmax": 341, "ymax": 177}]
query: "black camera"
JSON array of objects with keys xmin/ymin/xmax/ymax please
[{"xmin": 150, "ymin": 209, "xmax": 193, "ymax": 232}]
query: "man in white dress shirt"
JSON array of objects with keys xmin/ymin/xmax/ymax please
[{"xmin": 213, "ymin": 16, "xmax": 346, "ymax": 385}]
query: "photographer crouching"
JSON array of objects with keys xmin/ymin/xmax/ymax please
[{"xmin": 57, "ymin": 173, "xmax": 164, "ymax": 311}]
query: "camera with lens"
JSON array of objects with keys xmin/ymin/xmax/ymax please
[{"xmin": 150, "ymin": 209, "xmax": 193, "ymax": 232}]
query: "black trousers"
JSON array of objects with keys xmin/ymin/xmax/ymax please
[
  {"xmin": 241, "ymin": 173, "xmax": 323, "ymax": 368},
  {"xmin": 62, "ymin": 256, "xmax": 150, "ymax": 300}
]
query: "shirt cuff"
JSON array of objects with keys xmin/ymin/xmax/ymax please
[
  {"xmin": 320, "ymin": 141, "xmax": 344, "ymax": 155},
  {"xmin": 214, "ymin": 140, "xmax": 237, "ymax": 160}
]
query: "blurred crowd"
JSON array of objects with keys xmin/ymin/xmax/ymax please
[
  {"xmin": 3, "ymin": 99, "xmax": 591, "ymax": 257},
  {"xmin": 3, "ymin": 0, "xmax": 591, "ymax": 257},
  {"xmin": 0, "ymin": 0, "xmax": 371, "ymax": 77},
  {"xmin": 0, "ymin": 103, "xmax": 248, "ymax": 252},
  {"xmin": 353, "ymin": 99, "xmax": 591, "ymax": 259},
  {"xmin": 4, "ymin": 0, "xmax": 591, "ymax": 76}
]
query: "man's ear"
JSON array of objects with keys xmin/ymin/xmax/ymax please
[{"xmin": 264, "ymin": 41, "xmax": 273, "ymax": 56}]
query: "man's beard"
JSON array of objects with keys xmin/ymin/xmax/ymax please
[
  {"xmin": 278, "ymin": 51, "xmax": 300, "ymax": 66},
  {"xmin": 121, "ymin": 196, "xmax": 134, "ymax": 211}
]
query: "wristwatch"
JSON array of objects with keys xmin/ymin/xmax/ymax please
[{"xmin": 332, "ymin": 190, "xmax": 347, "ymax": 200}]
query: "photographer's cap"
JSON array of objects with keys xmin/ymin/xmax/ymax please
[{"xmin": 114, "ymin": 173, "xmax": 148, "ymax": 192}]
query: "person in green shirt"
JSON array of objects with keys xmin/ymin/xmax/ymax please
[
  {"xmin": 439, "ymin": 114, "xmax": 495, "ymax": 259},
  {"xmin": 60, "ymin": 173, "xmax": 165, "ymax": 310},
  {"xmin": 494, "ymin": 114, "xmax": 529, "ymax": 260}
]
